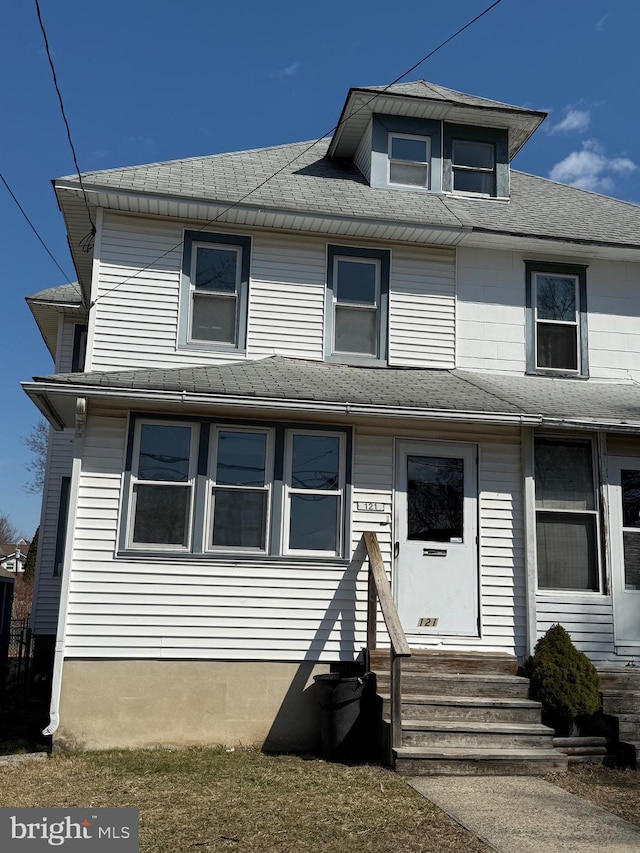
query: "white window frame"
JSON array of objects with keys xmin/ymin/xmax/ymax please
[
  {"xmin": 282, "ymin": 429, "xmax": 346, "ymax": 557},
  {"xmin": 332, "ymin": 255, "xmax": 381, "ymax": 358},
  {"xmin": 188, "ymin": 241, "xmax": 242, "ymax": 346},
  {"xmin": 387, "ymin": 132, "xmax": 431, "ymax": 189},
  {"xmin": 206, "ymin": 426, "xmax": 274, "ymax": 554},
  {"xmin": 127, "ymin": 420, "xmax": 198, "ymax": 552},
  {"xmin": 533, "ymin": 272, "xmax": 581, "ymax": 374},
  {"xmin": 534, "ymin": 434, "xmax": 602, "ymax": 594}
]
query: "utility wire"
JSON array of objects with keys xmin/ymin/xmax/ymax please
[
  {"xmin": 34, "ymin": 0, "xmax": 96, "ymax": 245},
  {"xmin": 0, "ymin": 171, "xmax": 72, "ymax": 283},
  {"xmin": 85, "ymin": 0, "xmax": 504, "ymax": 309}
]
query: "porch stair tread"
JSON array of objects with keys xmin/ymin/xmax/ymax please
[
  {"xmin": 395, "ymin": 745, "xmax": 561, "ymax": 759},
  {"xmin": 371, "ymin": 650, "xmax": 564, "ymax": 775},
  {"xmin": 393, "ymin": 745, "xmax": 568, "ymax": 776},
  {"xmin": 379, "ymin": 692, "xmax": 541, "ymax": 708},
  {"xmin": 401, "ymin": 720, "xmax": 553, "ymax": 735}
]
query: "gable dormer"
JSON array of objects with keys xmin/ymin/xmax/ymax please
[{"xmin": 328, "ymin": 80, "xmax": 546, "ymax": 199}]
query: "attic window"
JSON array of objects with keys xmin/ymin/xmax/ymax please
[
  {"xmin": 388, "ymin": 133, "xmax": 430, "ymax": 188},
  {"xmin": 452, "ymin": 140, "xmax": 495, "ymax": 195}
]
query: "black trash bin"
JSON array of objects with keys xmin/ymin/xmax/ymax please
[{"xmin": 314, "ymin": 672, "xmax": 373, "ymax": 762}]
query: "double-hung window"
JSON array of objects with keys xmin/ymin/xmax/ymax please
[
  {"xmin": 526, "ymin": 261, "xmax": 588, "ymax": 375},
  {"xmin": 326, "ymin": 245, "xmax": 389, "ymax": 363},
  {"xmin": 285, "ymin": 432, "xmax": 345, "ymax": 555},
  {"xmin": 534, "ymin": 436, "xmax": 601, "ymax": 591},
  {"xmin": 128, "ymin": 422, "xmax": 196, "ymax": 549},
  {"xmin": 123, "ymin": 418, "xmax": 351, "ymax": 560},
  {"xmin": 443, "ymin": 124, "xmax": 508, "ymax": 198},
  {"xmin": 209, "ymin": 428, "xmax": 271, "ymax": 551},
  {"xmin": 388, "ymin": 133, "xmax": 431, "ymax": 188},
  {"xmin": 180, "ymin": 231, "xmax": 250, "ymax": 351},
  {"xmin": 452, "ymin": 139, "xmax": 495, "ymax": 195}
]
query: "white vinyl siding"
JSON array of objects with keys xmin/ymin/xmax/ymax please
[
  {"xmin": 247, "ymin": 234, "xmax": 325, "ymax": 359},
  {"xmin": 388, "ymin": 245, "xmax": 455, "ymax": 367},
  {"xmin": 63, "ymin": 412, "xmax": 527, "ymax": 660},
  {"xmin": 30, "ymin": 427, "xmax": 75, "ymax": 635},
  {"xmin": 535, "ymin": 597, "xmax": 615, "ymax": 665}
]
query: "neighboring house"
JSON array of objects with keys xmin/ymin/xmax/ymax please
[
  {"xmin": 22, "ymin": 80, "xmax": 640, "ymax": 752},
  {"xmin": 0, "ymin": 539, "xmax": 30, "ymax": 574}
]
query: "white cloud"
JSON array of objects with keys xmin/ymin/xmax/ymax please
[
  {"xmin": 549, "ymin": 139, "xmax": 637, "ymax": 192},
  {"xmin": 547, "ymin": 108, "xmax": 591, "ymax": 135},
  {"xmin": 269, "ymin": 61, "xmax": 300, "ymax": 80}
]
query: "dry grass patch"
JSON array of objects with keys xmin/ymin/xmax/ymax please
[
  {"xmin": 547, "ymin": 765, "xmax": 640, "ymax": 826},
  {"xmin": 0, "ymin": 747, "xmax": 489, "ymax": 852}
]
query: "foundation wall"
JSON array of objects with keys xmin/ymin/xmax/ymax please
[{"xmin": 56, "ymin": 659, "xmax": 329, "ymax": 751}]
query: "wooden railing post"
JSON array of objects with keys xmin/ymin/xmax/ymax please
[{"xmin": 363, "ymin": 532, "xmax": 411, "ymax": 754}]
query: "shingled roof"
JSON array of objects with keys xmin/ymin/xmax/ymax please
[
  {"xmin": 28, "ymin": 356, "xmax": 640, "ymax": 430},
  {"xmin": 56, "ymin": 139, "xmax": 640, "ymax": 252}
]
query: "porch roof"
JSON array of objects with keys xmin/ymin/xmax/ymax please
[{"xmin": 23, "ymin": 356, "xmax": 640, "ymax": 433}]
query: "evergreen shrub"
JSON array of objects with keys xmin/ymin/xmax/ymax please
[{"xmin": 523, "ymin": 623, "xmax": 601, "ymax": 719}]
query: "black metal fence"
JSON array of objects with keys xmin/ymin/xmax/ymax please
[{"xmin": 2, "ymin": 616, "xmax": 34, "ymax": 705}]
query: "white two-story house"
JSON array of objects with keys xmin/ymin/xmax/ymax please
[{"xmin": 23, "ymin": 80, "xmax": 640, "ymax": 756}]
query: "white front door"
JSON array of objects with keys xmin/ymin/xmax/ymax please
[
  {"xmin": 394, "ymin": 440, "xmax": 479, "ymax": 637},
  {"xmin": 609, "ymin": 457, "xmax": 640, "ymax": 646}
]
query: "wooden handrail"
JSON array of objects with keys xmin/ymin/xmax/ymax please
[{"xmin": 363, "ymin": 531, "xmax": 410, "ymax": 753}]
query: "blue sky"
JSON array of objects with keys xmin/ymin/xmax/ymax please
[{"xmin": 2, "ymin": 0, "xmax": 640, "ymax": 536}]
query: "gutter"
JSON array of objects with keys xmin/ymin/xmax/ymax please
[
  {"xmin": 22, "ymin": 380, "xmax": 544, "ymax": 428},
  {"xmin": 43, "ymin": 399, "xmax": 86, "ymax": 739},
  {"xmin": 54, "ymin": 181, "xmax": 473, "ymax": 242}
]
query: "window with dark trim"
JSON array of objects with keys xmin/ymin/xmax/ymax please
[
  {"xmin": 525, "ymin": 261, "xmax": 588, "ymax": 376},
  {"xmin": 534, "ymin": 436, "xmax": 601, "ymax": 592},
  {"xmin": 71, "ymin": 324, "xmax": 87, "ymax": 372},
  {"xmin": 122, "ymin": 416, "xmax": 352, "ymax": 559},
  {"xmin": 443, "ymin": 124, "xmax": 508, "ymax": 197},
  {"xmin": 179, "ymin": 231, "xmax": 251, "ymax": 351},
  {"xmin": 326, "ymin": 245, "xmax": 389, "ymax": 363},
  {"xmin": 54, "ymin": 476, "xmax": 71, "ymax": 576}
]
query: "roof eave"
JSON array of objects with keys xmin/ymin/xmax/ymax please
[{"xmin": 327, "ymin": 87, "xmax": 547, "ymax": 160}]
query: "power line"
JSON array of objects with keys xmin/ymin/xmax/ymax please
[
  {"xmin": 86, "ymin": 0, "xmax": 504, "ymax": 309},
  {"xmin": 34, "ymin": 0, "xmax": 96, "ymax": 247},
  {"xmin": 0, "ymin": 171, "xmax": 72, "ymax": 283}
]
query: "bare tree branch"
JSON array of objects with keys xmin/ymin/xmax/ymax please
[{"xmin": 23, "ymin": 418, "xmax": 49, "ymax": 495}]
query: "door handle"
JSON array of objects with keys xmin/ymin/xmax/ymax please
[{"xmin": 394, "ymin": 541, "xmax": 400, "ymax": 558}]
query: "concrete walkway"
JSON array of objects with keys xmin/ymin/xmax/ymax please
[{"xmin": 408, "ymin": 776, "xmax": 640, "ymax": 853}]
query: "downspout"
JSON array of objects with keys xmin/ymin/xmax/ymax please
[
  {"xmin": 43, "ymin": 397, "xmax": 86, "ymax": 738},
  {"xmin": 521, "ymin": 425, "xmax": 538, "ymax": 658}
]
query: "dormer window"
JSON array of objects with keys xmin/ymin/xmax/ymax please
[
  {"xmin": 443, "ymin": 124, "xmax": 509, "ymax": 198},
  {"xmin": 452, "ymin": 139, "xmax": 496, "ymax": 195},
  {"xmin": 388, "ymin": 133, "xmax": 431, "ymax": 188}
]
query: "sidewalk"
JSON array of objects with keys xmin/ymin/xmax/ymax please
[{"xmin": 408, "ymin": 776, "xmax": 640, "ymax": 853}]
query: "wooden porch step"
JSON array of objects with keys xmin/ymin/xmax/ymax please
[
  {"xmin": 375, "ymin": 671, "xmax": 530, "ymax": 698},
  {"xmin": 401, "ymin": 720, "xmax": 554, "ymax": 749},
  {"xmin": 601, "ymin": 691, "xmax": 640, "ymax": 715},
  {"xmin": 381, "ymin": 693, "xmax": 542, "ymax": 723},
  {"xmin": 369, "ymin": 649, "xmax": 518, "ymax": 676},
  {"xmin": 394, "ymin": 746, "xmax": 568, "ymax": 776},
  {"xmin": 599, "ymin": 667, "xmax": 640, "ymax": 692}
]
